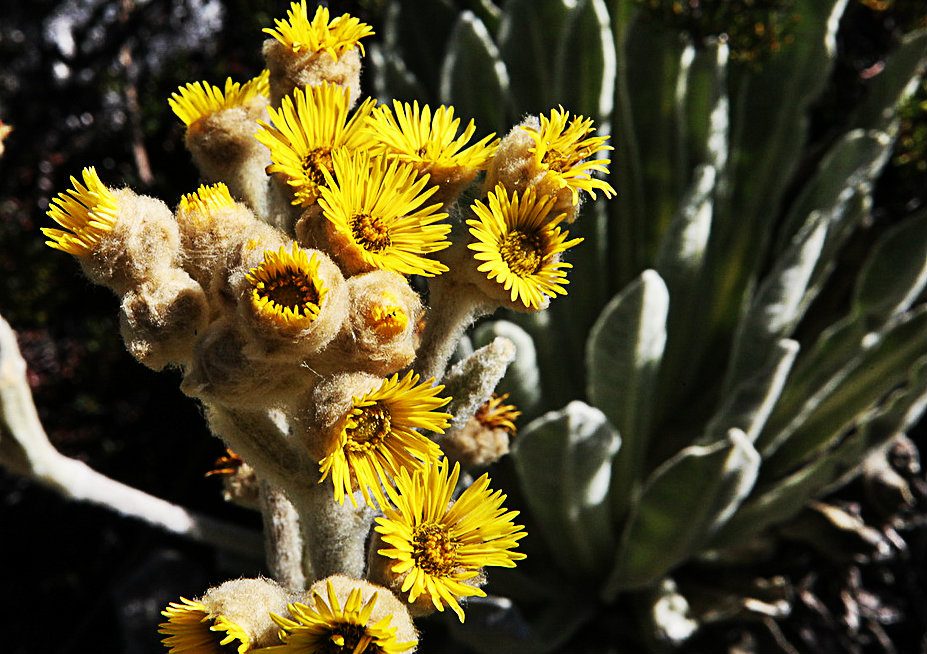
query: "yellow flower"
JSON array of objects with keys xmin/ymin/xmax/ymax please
[
  {"xmin": 364, "ymin": 291, "xmax": 410, "ymax": 341},
  {"xmin": 524, "ymin": 106, "xmax": 616, "ymax": 203},
  {"xmin": 159, "ymin": 597, "xmax": 251, "ymax": 654},
  {"xmin": 271, "ymin": 580, "xmax": 416, "ymax": 654},
  {"xmin": 318, "ymin": 149, "xmax": 451, "ymax": 276},
  {"xmin": 246, "ymin": 244, "xmax": 328, "ymax": 331},
  {"xmin": 375, "ymin": 458, "xmax": 527, "ymax": 622},
  {"xmin": 42, "ymin": 166, "xmax": 119, "ymax": 256},
  {"xmin": 169, "ymin": 70, "xmax": 269, "ymax": 127},
  {"xmin": 255, "ymin": 82, "xmax": 376, "ymax": 208},
  {"xmin": 263, "ymin": 1, "xmax": 374, "ymax": 60},
  {"xmin": 467, "ymin": 185, "xmax": 583, "ymax": 310},
  {"xmin": 475, "ymin": 393, "xmax": 521, "ymax": 435},
  {"xmin": 179, "ymin": 182, "xmax": 236, "ymax": 218},
  {"xmin": 319, "ymin": 371, "xmax": 450, "ymax": 507},
  {"xmin": 366, "ymin": 100, "xmax": 498, "ymax": 173}
]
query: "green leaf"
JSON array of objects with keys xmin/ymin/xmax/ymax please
[
  {"xmin": 472, "ymin": 320, "xmax": 543, "ymax": 418},
  {"xmin": 603, "ymin": 429, "xmax": 758, "ymax": 596},
  {"xmin": 723, "ymin": 213, "xmax": 827, "ymax": 394},
  {"xmin": 713, "ymin": 359, "xmax": 927, "ymax": 548},
  {"xmin": 511, "ymin": 401, "xmax": 621, "ymax": 576},
  {"xmin": 440, "ymin": 11, "xmax": 510, "ymax": 134},
  {"xmin": 498, "ymin": 0, "xmax": 575, "ymax": 114},
  {"xmin": 761, "ymin": 307, "xmax": 927, "ymax": 479},
  {"xmin": 586, "ymin": 270, "xmax": 669, "ymax": 521},
  {"xmin": 854, "ymin": 208, "xmax": 927, "ymax": 326},
  {"xmin": 776, "ymin": 129, "xmax": 893, "ymax": 252},
  {"xmin": 850, "ymin": 29, "xmax": 927, "ymax": 132},
  {"xmin": 554, "ymin": 0, "xmax": 616, "ymax": 121},
  {"xmin": 704, "ymin": 339, "xmax": 799, "ymax": 444},
  {"xmin": 368, "ymin": 44, "xmax": 428, "ymax": 103},
  {"xmin": 679, "ymin": 43, "xmax": 730, "ymax": 174},
  {"xmin": 389, "ymin": 0, "xmax": 459, "ymax": 96}
]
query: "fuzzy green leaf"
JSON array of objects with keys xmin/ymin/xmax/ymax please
[
  {"xmin": 854, "ymin": 209, "xmax": 927, "ymax": 326},
  {"xmin": 587, "ymin": 270, "xmax": 669, "ymax": 521},
  {"xmin": 555, "ymin": 0, "xmax": 616, "ymax": 121},
  {"xmin": 511, "ymin": 401, "xmax": 621, "ymax": 577},
  {"xmin": 498, "ymin": 0, "xmax": 575, "ymax": 115},
  {"xmin": 603, "ymin": 429, "xmax": 758, "ymax": 596},
  {"xmin": 369, "ymin": 44, "xmax": 428, "ymax": 103},
  {"xmin": 472, "ymin": 320, "xmax": 543, "ymax": 418},
  {"xmin": 388, "ymin": 0, "xmax": 459, "ymax": 96},
  {"xmin": 761, "ymin": 307, "xmax": 927, "ymax": 479},
  {"xmin": 440, "ymin": 11, "xmax": 510, "ymax": 134}
]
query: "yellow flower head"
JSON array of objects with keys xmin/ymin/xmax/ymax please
[
  {"xmin": 366, "ymin": 100, "xmax": 498, "ymax": 173},
  {"xmin": 475, "ymin": 393, "xmax": 521, "ymax": 435},
  {"xmin": 524, "ymin": 107, "xmax": 616, "ymax": 203},
  {"xmin": 246, "ymin": 244, "xmax": 328, "ymax": 331},
  {"xmin": 255, "ymin": 82, "xmax": 376, "ymax": 208},
  {"xmin": 169, "ymin": 70, "xmax": 270, "ymax": 127},
  {"xmin": 42, "ymin": 166, "xmax": 119, "ymax": 256},
  {"xmin": 318, "ymin": 149, "xmax": 451, "ymax": 277},
  {"xmin": 178, "ymin": 182, "xmax": 236, "ymax": 221},
  {"xmin": 467, "ymin": 185, "xmax": 583, "ymax": 310},
  {"xmin": 271, "ymin": 580, "xmax": 416, "ymax": 654},
  {"xmin": 319, "ymin": 371, "xmax": 450, "ymax": 507},
  {"xmin": 363, "ymin": 291, "xmax": 410, "ymax": 341},
  {"xmin": 159, "ymin": 597, "xmax": 251, "ymax": 654},
  {"xmin": 375, "ymin": 458, "xmax": 527, "ymax": 622},
  {"xmin": 263, "ymin": 1, "xmax": 375, "ymax": 60}
]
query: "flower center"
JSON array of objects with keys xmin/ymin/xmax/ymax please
[
  {"xmin": 543, "ymin": 144, "xmax": 592, "ymax": 173},
  {"xmin": 499, "ymin": 230, "xmax": 544, "ymax": 277},
  {"xmin": 346, "ymin": 403, "xmax": 391, "ymax": 451},
  {"xmin": 323, "ymin": 623, "xmax": 379, "ymax": 654},
  {"xmin": 302, "ymin": 147, "xmax": 334, "ymax": 187},
  {"xmin": 350, "ymin": 212, "xmax": 392, "ymax": 252},
  {"xmin": 259, "ymin": 270, "xmax": 322, "ymax": 318},
  {"xmin": 411, "ymin": 522, "xmax": 458, "ymax": 576}
]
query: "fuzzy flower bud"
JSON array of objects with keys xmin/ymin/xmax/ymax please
[
  {"xmin": 317, "ymin": 271, "xmax": 422, "ymax": 377},
  {"xmin": 272, "ymin": 575, "xmax": 417, "ymax": 653},
  {"xmin": 119, "ymin": 267, "xmax": 209, "ymax": 370},
  {"xmin": 159, "ymin": 577, "xmax": 292, "ymax": 653},
  {"xmin": 261, "ymin": 2, "xmax": 373, "ymax": 107},
  {"xmin": 441, "ymin": 393, "xmax": 520, "ymax": 468}
]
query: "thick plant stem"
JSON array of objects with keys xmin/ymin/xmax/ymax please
[
  {"xmin": 289, "ymin": 482, "xmax": 374, "ymax": 581},
  {"xmin": 0, "ymin": 314, "xmax": 262, "ymax": 559},
  {"xmin": 415, "ymin": 279, "xmax": 492, "ymax": 382},
  {"xmin": 258, "ymin": 481, "xmax": 306, "ymax": 589}
]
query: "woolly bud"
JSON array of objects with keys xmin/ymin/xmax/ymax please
[
  {"xmin": 260, "ymin": 3, "xmax": 373, "ymax": 107},
  {"xmin": 316, "ymin": 271, "xmax": 422, "ymax": 376},
  {"xmin": 119, "ymin": 267, "xmax": 209, "ymax": 370},
  {"xmin": 206, "ymin": 221, "xmax": 289, "ymax": 315},
  {"xmin": 181, "ymin": 319, "xmax": 313, "ymax": 409},
  {"xmin": 441, "ymin": 394, "xmax": 519, "ymax": 468},
  {"xmin": 159, "ymin": 577, "xmax": 292, "ymax": 652},
  {"xmin": 233, "ymin": 243, "xmax": 349, "ymax": 360},
  {"xmin": 206, "ymin": 449, "xmax": 260, "ymax": 510},
  {"xmin": 44, "ymin": 169, "xmax": 181, "ymax": 294},
  {"xmin": 171, "ymin": 72, "xmax": 272, "ymax": 216},
  {"xmin": 273, "ymin": 575, "xmax": 417, "ymax": 653}
]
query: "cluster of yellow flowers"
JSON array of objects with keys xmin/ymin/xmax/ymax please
[{"xmin": 42, "ymin": 2, "xmax": 614, "ymax": 652}]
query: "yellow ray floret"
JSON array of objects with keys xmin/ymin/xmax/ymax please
[
  {"xmin": 42, "ymin": 166, "xmax": 118, "ymax": 256},
  {"xmin": 169, "ymin": 70, "xmax": 270, "ymax": 126},
  {"xmin": 264, "ymin": 1, "xmax": 374, "ymax": 60},
  {"xmin": 375, "ymin": 458, "xmax": 527, "ymax": 623},
  {"xmin": 179, "ymin": 182, "xmax": 236, "ymax": 216},
  {"xmin": 366, "ymin": 100, "xmax": 498, "ymax": 171},
  {"xmin": 475, "ymin": 393, "xmax": 521, "ymax": 435},
  {"xmin": 318, "ymin": 149, "xmax": 451, "ymax": 277},
  {"xmin": 364, "ymin": 291, "xmax": 410, "ymax": 341},
  {"xmin": 271, "ymin": 580, "xmax": 416, "ymax": 654},
  {"xmin": 246, "ymin": 243, "xmax": 328, "ymax": 330},
  {"xmin": 159, "ymin": 597, "xmax": 251, "ymax": 654},
  {"xmin": 524, "ymin": 106, "xmax": 616, "ymax": 203},
  {"xmin": 319, "ymin": 371, "xmax": 450, "ymax": 507},
  {"xmin": 255, "ymin": 82, "xmax": 376, "ymax": 208},
  {"xmin": 467, "ymin": 185, "xmax": 583, "ymax": 310}
]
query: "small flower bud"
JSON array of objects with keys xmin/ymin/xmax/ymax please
[
  {"xmin": 119, "ymin": 267, "xmax": 209, "ymax": 370},
  {"xmin": 159, "ymin": 577, "xmax": 291, "ymax": 653},
  {"xmin": 441, "ymin": 394, "xmax": 520, "ymax": 468}
]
